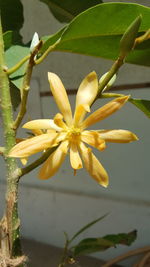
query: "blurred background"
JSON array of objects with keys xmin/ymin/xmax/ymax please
[{"xmin": 0, "ymin": 0, "xmax": 149, "ymax": 266}]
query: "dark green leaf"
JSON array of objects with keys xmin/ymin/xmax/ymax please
[
  {"xmin": 5, "ymin": 45, "xmax": 30, "ymax": 90},
  {"xmin": 70, "ymin": 214, "xmax": 108, "ymax": 243},
  {"xmin": 129, "ymin": 98, "xmax": 150, "ymax": 118},
  {"xmin": 73, "ymin": 230, "xmax": 137, "ymax": 256},
  {"xmin": 0, "ymin": 0, "xmax": 24, "ymax": 44},
  {"xmin": 74, "ymin": 238, "xmax": 114, "ymax": 256},
  {"xmin": 40, "ymin": 0, "xmax": 103, "ymax": 23},
  {"xmin": 3, "ymin": 31, "xmax": 13, "ymax": 50},
  {"xmin": 10, "ymin": 82, "xmax": 21, "ymax": 110},
  {"xmin": 104, "ymin": 230, "xmax": 137, "ymax": 247},
  {"xmin": 41, "ymin": 3, "xmax": 150, "ymax": 66}
]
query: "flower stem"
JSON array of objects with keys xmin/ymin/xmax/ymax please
[{"xmin": 0, "ymin": 18, "xmax": 24, "ymax": 263}]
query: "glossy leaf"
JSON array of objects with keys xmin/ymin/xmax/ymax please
[
  {"xmin": 73, "ymin": 230, "xmax": 137, "ymax": 256},
  {"xmin": 129, "ymin": 98, "xmax": 150, "ymax": 118},
  {"xmin": 5, "ymin": 45, "xmax": 30, "ymax": 90},
  {"xmin": 0, "ymin": 0, "xmax": 24, "ymax": 43},
  {"xmin": 41, "ymin": 3, "xmax": 150, "ymax": 66},
  {"xmin": 40, "ymin": 0, "xmax": 103, "ymax": 23}
]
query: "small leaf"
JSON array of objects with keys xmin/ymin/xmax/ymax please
[
  {"xmin": 119, "ymin": 15, "xmax": 142, "ymax": 59},
  {"xmin": 73, "ymin": 230, "xmax": 137, "ymax": 256},
  {"xmin": 40, "ymin": 0, "xmax": 103, "ymax": 23},
  {"xmin": 129, "ymin": 98, "xmax": 150, "ymax": 118}
]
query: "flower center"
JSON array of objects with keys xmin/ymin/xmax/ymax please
[{"xmin": 67, "ymin": 126, "xmax": 81, "ymax": 143}]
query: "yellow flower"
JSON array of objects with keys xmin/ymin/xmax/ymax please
[{"xmin": 9, "ymin": 72, "xmax": 138, "ymax": 187}]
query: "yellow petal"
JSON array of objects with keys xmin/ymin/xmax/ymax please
[
  {"xmin": 54, "ymin": 113, "xmax": 68, "ymax": 130},
  {"xmin": 81, "ymin": 96, "xmax": 129, "ymax": 129},
  {"xmin": 39, "ymin": 140, "xmax": 69, "ymax": 179},
  {"xmin": 81, "ymin": 131, "xmax": 106, "ymax": 151},
  {"xmin": 98, "ymin": 129, "xmax": 138, "ymax": 143},
  {"xmin": 48, "ymin": 72, "xmax": 73, "ymax": 125},
  {"xmin": 79, "ymin": 142, "xmax": 109, "ymax": 187},
  {"xmin": 73, "ymin": 104, "xmax": 90, "ymax": 127},
  {"xmin": 20, "ymin": 158, "xmax": 28, "ymax": 165},
  {"xmin": 23, "ymin": 119, "xmax": 62, "ymax": 132},
  {"xmin": 70, "ymin": 143, "xmax": 83, "ymax": 170},
  {"xmin": 75, "ymin": 71, "xmax": 98, "ymax": 121},
  {"xmin": 9, "ymin": 133, "xmax": 62, "ymax": 158}
]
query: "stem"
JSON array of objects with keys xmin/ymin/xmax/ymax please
[
  {"xmin": 13, "ymin": 41, "xmax": 43, "ymax": 131},
  {"xmin": 0, "ymin": 18, "xmax": 23, "ymax": 262},
  {"xmin": 35, "ymin": 39, "xmax": 60, "ymax": 65},
  {"xmin": 7, "ymin": 54, "xmax": 30, "ymax": 75},
  {"xmin": 98, "ymin": 57, "xmax": 124, "ymax": 95},
  {"xmin": 20, "ymin": 147, "xmax": 56, "ymax": 178},
  {"xmin": 101, "ymin": 246, "xmax": 150, "ymax": 267},
  {"xmin": 58, "ymin": 233, "xmax": 69, "ymax": 267}
]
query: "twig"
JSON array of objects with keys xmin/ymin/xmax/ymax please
[
  {"xmin": 101, "ymin": 246, "xmax": 150, "ymax": 267},
  {"xmin": 137, "ymin": 251, "xmax": 150, "ymax": 267},
  {"xmin": 6, "ymin": 55, "xmax": 30, "ymax": 75},
  {"xmin": 13, "ymin": 41, "xmax": 43, "ymax": 131}
]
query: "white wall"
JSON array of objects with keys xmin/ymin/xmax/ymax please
[{"xmin": 0, "ymin": 0, "xmax": 150, "ymax": 265}]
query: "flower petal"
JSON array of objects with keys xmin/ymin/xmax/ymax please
[
  {"xmin": 54, "ymin": 113, "xmax": 68, "ymax": 130},
  {"xmin": 81, "ymin": 96, "xmax": 129, "ymax": 129},
  {"xmin": 39, "ymin": 140, "xmax": 69, "ymax": 179},
  {"xmin": 70, "ymin": 143, "xmax": 83, "ymax": 170},
  {"xmin": 81, "ymin": 131, "xmax": 106, "ymax": 151},
  {"xmin": 73, "ymin": 104, "xmax": 90, "ymax": 127},
  {"xmin": 98, "ymin": 129, "xmax": 138, "ymax": 143},
  {"xmin": 75, "ymin": 71, "xmax": 98, "ymax": 121},
  {"xmin": 48, "ymin": 72, "xmax": 72, "ymax": 125},
  {"xmin": 9, "ymin": 133, "xmax": 62, "ymax": 158},
  {"xmin": 23, "ymin": 119, "xmax": 62, "ymax": 132},
  {"xmin": 79, "ymin": 142, "xmax": 109, "ymax": 187}
]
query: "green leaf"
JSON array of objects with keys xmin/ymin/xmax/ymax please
[
  {"xmin": 73, "ymin": 230, "xmax": 137, "ymax": 256},
  {"xmin": 5, "ymin": 45, "xmax": 30, "ymax": 90},
  {"xmin": 70, "ymin": 214, "xmax": 108, "ymax": 243},
  {"xmin": 129, "ymin": 98, "xmax": 150, "ymax": 118},
  {"xmin": 74, "ymin": 238, "xmax": 114, "ymax": 256},
  {"xmin": 104, "ymin": 230, "xmax": 137, "ymax": 247},
  {"xmin": 0, "ymin": 0, "xmax": 24, "ymax": 44},
  {"xmin": 10, "ymin": 82, "xmax": 21, "ymax": 110},
  {"xmin": 3, "ymin": 31, "xmax": 13, "ymax": 50},
  {"xmin": 41, "ymin": 3, "xmax": 150, "ymax": 66},
  {"xmin": 40, "ymin": 0, "xmax": 103, "ymax": 23}
]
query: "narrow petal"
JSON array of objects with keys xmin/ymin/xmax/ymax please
[
  {"xmin": 39, "ymin": 140, "xmax": 69, "ymax": 179},
  {"xmin": 48, "ymin": 72, "xmax": 73, "ymax": 125},
  {"xmin": 54, "ymin": 113, "xmax": 68, "ymax": 130},
  {"xmin": 75, "ymin": 71, "xmax": 98, "ymax": 121},
  {"xmin": 81, "ymin": 131, "xmax": 106, "ymax": 151},
  {"xmin": 79, "ymin": 142, "xmax": 109, "ymax": 187},
  {"xmin": 23, "ymin": 119, "xmax": 62, "ymax": 132},
  {"xmin": 81, "ymin": 96, "xmax": 129, "ymax": 129},
  {"xmin": 70, "ymin": 143, "xmax": 83, "ymax": 170},
  {"xmin": 9, "ymin": 133, "xmax": 62, "ymax": 158},
  {"xmin": 98, "ymin": 129, "xmax": 138, "ymax": 143},
  {"xmin": 73, "ymin": 104, "xmax": 90, "ymax": 127}
]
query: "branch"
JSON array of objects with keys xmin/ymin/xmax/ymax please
[
  {"xmin": 13, "ymin": 40, "xmax": 43, "ymax": 131},
  {"xmin": 101, "ymin": 246, "xmax": 150, "ymax": 267},
  {"xmin": 6, "ymin": 55, "xmax": 30, "ymax": 75},
  {"xmin": 20, "ymin": 147, "xmax": 57, "ymax": 178}
]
